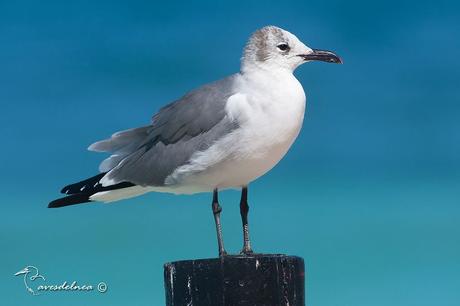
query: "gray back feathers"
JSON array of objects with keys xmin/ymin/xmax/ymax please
[{"xmin": 89, "ymin": 74, "xmax": 239, "ymax": 186}]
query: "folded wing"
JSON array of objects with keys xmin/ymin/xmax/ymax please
[{"xmin": 89, "ymin": 74, "xmax": 240, "ymax": 187}]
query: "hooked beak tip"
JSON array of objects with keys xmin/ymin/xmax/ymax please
[{"xmin": 299, "ymin": 49, "xmax": 343, "ymax": 64}]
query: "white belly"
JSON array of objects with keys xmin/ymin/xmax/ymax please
[
  {"xmin": 164, "ymin": 73, "xmax": 306, "ymax": 194},
  {"xmin": 198, "ymin": 129, "xmax": 301, "ymax": 189}
]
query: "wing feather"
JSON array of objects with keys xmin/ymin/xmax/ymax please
[{"xmin": 89, "ymin": 74, "xmax": 240, "ymax": 186}]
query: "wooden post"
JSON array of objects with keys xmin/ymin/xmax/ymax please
[{"xmin": 164, "ymin": 254, "xmax": 305, "ymax": 306}]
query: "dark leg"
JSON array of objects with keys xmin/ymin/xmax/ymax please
[
  {"xmin": 240, "ymin": 186, "xmax": 253, "ymax": 255},
  {"xmin": 212, "ymin": 188, "xmax": 227, "ymax": 257}
]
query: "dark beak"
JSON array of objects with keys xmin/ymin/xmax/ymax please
[{"xmin": 298, "ymin": 49, "xmax": 343, "ymax": 64}]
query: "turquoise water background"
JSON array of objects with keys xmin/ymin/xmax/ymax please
[{"xmin": 1, "ymin": 0, "xmax": 459, "ymax": 305}]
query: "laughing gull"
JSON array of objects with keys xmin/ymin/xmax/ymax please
[{"xmin": 49, "ymin": 26, "xmax": 342, "ymax": 256}]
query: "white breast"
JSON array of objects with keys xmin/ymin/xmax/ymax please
[{"xmin": 165, "ymin": 71, "xmax": 306, "ymax": 194}]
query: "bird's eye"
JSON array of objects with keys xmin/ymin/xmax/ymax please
[{"xmin": 277, "ymin": 43, "xmax": 290, "ymax": 52}]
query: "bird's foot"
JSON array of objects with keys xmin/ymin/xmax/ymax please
[
  {"xmin": 239, "ymin": 247, "xmax": 254, "ymax": 256},
  {"xmin": 219, "ymin": 250, "xmax": 228, "ymax": 257}
]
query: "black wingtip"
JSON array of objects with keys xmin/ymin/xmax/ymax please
[
  {"xmin": 48, "ymin": 193, "xmax": 92, "ymax": 208},
  {"xmin": 60, "ymin": 173, "xmax": 106, "ymax": 195},
  {"xmin": 51, "ymin": 173, "xmax": 136, "ymax": 208}
]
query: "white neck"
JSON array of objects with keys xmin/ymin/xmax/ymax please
[{"xmin": 240, "ymin": 59, "xmax": 294, "ymax": 76}]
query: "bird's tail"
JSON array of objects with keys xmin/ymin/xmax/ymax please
[{"xmin": 48, "ymin": 173, "xmax": 135, "ymax": 208}]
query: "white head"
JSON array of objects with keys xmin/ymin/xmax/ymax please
[{"xmin": 241, "ymin": 26, "xmax": 342, "ymax": 73}]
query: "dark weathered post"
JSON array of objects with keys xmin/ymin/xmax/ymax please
[{"xmin": 164, "ymin": 254, "xmax": 305, "ymax": 306}]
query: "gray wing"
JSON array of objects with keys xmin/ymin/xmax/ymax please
[{"xmin": 89, "ymin": 74, "xmax": 239, "ymax": 187}]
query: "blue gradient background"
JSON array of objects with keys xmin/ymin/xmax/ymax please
[{"xmin": 1, "ymin": 0, "xmax": 459, "ymax": 305}]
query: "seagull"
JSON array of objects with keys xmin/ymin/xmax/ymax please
[{"xmin": 49, "ymin": 26, "xmax": 342, "ymax": 256}]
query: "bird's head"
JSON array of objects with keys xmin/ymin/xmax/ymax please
[
  {"xmin": 242, "ymin": 26, "xmax": 342, "ymax": 73},
  {"xmin": 14, "ymin": 266, "xmax": 30, "ymax": 276}
]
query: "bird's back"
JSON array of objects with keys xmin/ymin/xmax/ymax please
[{"xmin": 91, "ymin": 74, "xmax": 241, "ymax": 188}]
